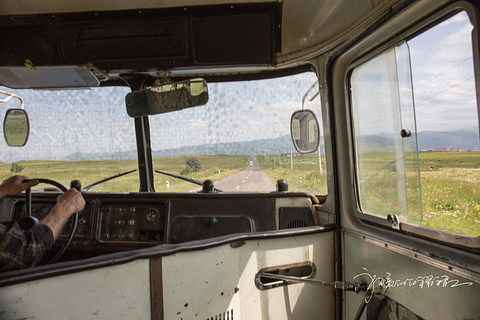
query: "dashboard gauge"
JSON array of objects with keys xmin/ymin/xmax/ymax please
[{"xmin": 146, "ymin": 209, "xmax": 159, "ymax": 223}]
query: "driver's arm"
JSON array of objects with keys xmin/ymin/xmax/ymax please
[
  {"xmin": 0, "ymin": 175, "xmax": 38, "ymax": 198},
  {"xmin": 39, "ymin": 189, "xmax": 85, "ymax": 241},
  {"xmin": 0, "ymin": 176, "xmax": 85, "ymax": 271}
]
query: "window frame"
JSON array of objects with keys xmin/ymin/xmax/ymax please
[{"xmin": 346, "ymin": 1, "xmax": 480, "ymax": 251}]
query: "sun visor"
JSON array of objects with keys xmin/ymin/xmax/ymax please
[{"xmin": 0, "ymin": 66, "xmax": 100, "ymax": 89}]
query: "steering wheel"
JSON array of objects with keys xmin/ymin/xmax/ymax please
[{"xmin": 23, "ymin": 179, "xmax": 80, "ymax": 264}]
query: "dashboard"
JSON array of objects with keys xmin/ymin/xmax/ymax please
[{"xmin": 0, "ymin": 192, "xmax": 318, "ymax": 256}]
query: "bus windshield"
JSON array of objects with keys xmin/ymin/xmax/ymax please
[{"xmin": 1, "ymin": 72, "xmax": 327, "ymax": 194}]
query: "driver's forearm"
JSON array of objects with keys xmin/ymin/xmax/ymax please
[{"xmin": 39, "ymin": 207, "xmax": 71, "ymax": 241}]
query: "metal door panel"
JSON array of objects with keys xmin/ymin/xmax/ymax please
[
  {"xmin": 344, "ymin": 232, "xmax": 479, "ymax": 319},
  {"xmin": 0, "ymin": 259, "xmax": 151, "ymax": 319},
  {"xmin": 161, "ymin": 232, "xmax": 335, "ymax": 319}
]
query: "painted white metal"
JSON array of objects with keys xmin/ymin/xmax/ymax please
[
  {"xmin": 0, "ymin": 259, "xmax": 151, "ymax": 319},
  {"xmin": 162, "ymin": 232, "xmax": 335, "ymax": 319}
]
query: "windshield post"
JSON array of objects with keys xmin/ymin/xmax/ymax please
[
  {"xmin": 126, "ymin": 78, "xmax": 156, "ymax": 193},
  {"xmin": 135, "ymin": 116, "xmax": 155, "ymax": 192}
]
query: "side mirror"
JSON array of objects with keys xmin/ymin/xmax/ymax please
[
  {"xmin": 290, "ymin": 110, "xmax": 319, "ymax": 154},
  {"xmin": 126, "ymin": 78, "xmax": 209, "ymax": 117},
  {"xmin": 3, "ymin": 108, "xmax": 30, "ymax": 146}
]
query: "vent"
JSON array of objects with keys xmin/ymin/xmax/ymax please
[
  {"xmin": 207, "ymin": 309, "xmax": 234, "ymax": 320},
  {"xmin": 286, "ymin": 219, "xmax": 310, "ymax": 229},
  {"xmin": 279, "ymin": 207, "xmax": 315, "ymax": 229}
]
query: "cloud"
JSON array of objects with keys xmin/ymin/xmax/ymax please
[{"xmin": 408, "ymin": 11, "xmax": 477, "ymax": 132}]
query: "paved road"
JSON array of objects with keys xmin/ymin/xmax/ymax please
[
  {"xmin": 189, "ymin": 156, "xmax": 275, "ymax": 192},
  {"xmin": 214, "ymin": 156, "xmax": 275, "ymax": 192}
]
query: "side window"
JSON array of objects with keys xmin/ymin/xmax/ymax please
[{"xmin": 350, "ymin": 11, "xmax": 479, "ymax": 237}]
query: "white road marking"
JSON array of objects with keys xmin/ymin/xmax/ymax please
[{"xmin": 236, "ymin": 186, "xmax": 240, "ymax": 190}]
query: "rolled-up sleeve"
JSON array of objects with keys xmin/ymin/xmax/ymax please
[{"xmin": 0, "ymin": 221, "xmax": 54, "ymax": 272}]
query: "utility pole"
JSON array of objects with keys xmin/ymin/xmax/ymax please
[
  {"xmin": 291, "ymin": 146, "xmax": 293, "ymax": 170},
  {"xmin": 318, "ymin": 147, "xmax": 323, "ymax": 174}
]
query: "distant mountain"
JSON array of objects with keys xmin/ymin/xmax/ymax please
[
  {"xmin": 63, "ymin": 135, "xmax": 299, "ymax": 160},
  {"xmin": 63, "ymin": 151, "xmax": 137, "ymax": 161},
  {"xmin": 63, "ymin": 130, "xmax": 478, "ymax": 160},
  {"xmin": 417, "ymin": 130, "xmax": 479, "ymax": 150},
  {"xmin": 356, "ymin": 130, "xmax": 479, "ymax": 151},
  {"xmin": 152, "ymin": 135, "xmax": 298, "ymax": 157}
]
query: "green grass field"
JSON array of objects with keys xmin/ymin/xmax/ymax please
[
  {"xmin": 256, "ymin": 154, "xmax": 327, "ymax": 195},
  {"xmin": 257, "ymin": 151, "xmax": 480, "ymax": 236},
  {"xmin": 1, "ymin": 151, "xmax": 478, "ymax": 236},
  {"xmin": 356, "ymin": 151, "xmax": 480, "ymax": 236},
  {"xmin": 416, "ymin": 151, "xmax": 480, "ymax": 236},
  {"xmin": 0, "ymin": 155, "xmax": 250, "ymax": 193}
]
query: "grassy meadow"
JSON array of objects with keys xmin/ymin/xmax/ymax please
[
  {"xmin": 256, "ymin": 154, "xmax": 328, "ymax": 195},
  {"xmin": 1, "ymin": 151, "xmax": 478, "ymax": 236},
  {"xmin": 416, "ymin": 151, "xmax": 480, "ymax": 236},
  {"xmin": 258, "ymin": 151, "xmax": 479, "ymax": 236},
  {"xmin": 356, "ymin": 151, "xmax": 480, "ymax": 237},
  {"xmin": 153, "ymin": 155, "xmax": 249, "ymax": 192},
  {"xmin": 0, "ymin": 155, "xmax": 250, "ymax": 193}
]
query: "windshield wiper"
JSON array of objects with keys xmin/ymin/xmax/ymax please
[
  {"xmin": 154, "ymin": 169, "xmax": 222, "ymax": 192},
  {"xmin": 83, "ymin": 168, "xmax": 221, "ymax": 192},
  {"xmin": 83, "ymin": 169, "xmax": 137, "ymax": 191}
]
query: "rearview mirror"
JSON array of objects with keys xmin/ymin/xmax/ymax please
[
  {"xmin": 125, "ymin": 78, "xmax": 208, "ymax": 117},
  {"xmin": 290, "ymin": 110, "xmax": 319, "ymax": 154},
  {"xmin": 3, "ymin": 109, "xmax": 30, "ymax": 146}
]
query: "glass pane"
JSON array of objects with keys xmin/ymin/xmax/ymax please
[
  {"xmin": 395, "ymin": 43, "xmax": 423, "ymax": 224},
  {"xmin": 351, "ymin": 11, "xmax": 480, "ymax": 237},
  {"xmin": 150, "ymin": 72, "xmax": 328, "ymax": 194},
  {"xmin": 1, "ymin": 72, "xmax": 328, "ymax": 195},
  {"xmin": 0, "ymin": 86, "xmax": 138, "ymax": 192},
  {"xmin": 351, "ymin": 47, "xmax": 413, "ymax": 219},
  {"xmin": 408, "ymin": 11, "xmax": 479, "ymax": 236}
]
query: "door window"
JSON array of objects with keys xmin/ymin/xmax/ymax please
[{"xmin": 351, "ymin": 11, "xmax": 480, "ymax": 237}]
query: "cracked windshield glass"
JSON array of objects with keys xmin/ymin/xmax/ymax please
[{"xmin": 1, "ymin": 71, "xmax": 327, "ymax": 194}]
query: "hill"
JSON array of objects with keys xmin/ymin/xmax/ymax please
[
  {"xmin": 356, "ymin": 130, "xmax": 479, "ymax": 152},
  {"xmin": 63, "ymin": 130, "xmax": 478, "ymax": 160}
]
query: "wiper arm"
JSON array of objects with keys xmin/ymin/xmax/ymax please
[
  {"xmin": 154, "ymin": 170, "xmax": 222, "ymax": 192},
  {"xmin": 84, "ymin": 169, "xmax": 137, "ymax": 191}
]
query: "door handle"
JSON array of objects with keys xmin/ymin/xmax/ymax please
[
  {"xmin": 255, "ymin": 262, "xmax": 317, "ymax": 290},
  {"xmin": 255, "ymin": 262, "xmax": 367, "ymax": 293}
]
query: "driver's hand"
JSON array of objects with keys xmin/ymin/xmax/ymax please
[
  {"xmin": 0, "ymin": 175, "xmax": 39, "ymax": 198},
  {"xmin": 55, "ymin": 188, "xmax": 85, "ymax": 217}
]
